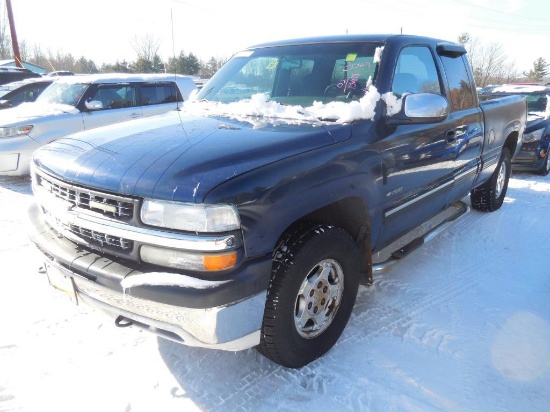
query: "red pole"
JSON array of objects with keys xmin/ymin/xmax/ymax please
[{"xmin": 5, "ymin": 0, "xmax": 23, "ymax": 68}]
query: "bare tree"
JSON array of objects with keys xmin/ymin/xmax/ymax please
[
  {"xmin": 459, "ymin": 32, "xmax": 519, "ymax": 87},
  {"xmin": 130, "ymin": 34, "xmax": 161, "ymax": 62},
  {"xmin": 0, "ymin": 1, "xmax": 11, "ymax": 59}
]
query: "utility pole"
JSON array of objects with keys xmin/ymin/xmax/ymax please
[{"xmin": 5, "ymin": 0, "xmax": 23, "ymax": 68}]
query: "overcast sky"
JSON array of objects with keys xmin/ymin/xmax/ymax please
[{"xmin": 9, "ymin": 0, "xmax": 550, "ymax": 72}]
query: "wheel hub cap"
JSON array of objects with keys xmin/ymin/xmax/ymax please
[
  {"xmin": 496, "ymin": 161, "xmax": 507, "ymax": 198},
  {"xmin": 294, "ymin": 259, "xmax": 344, "ymax": 338}
]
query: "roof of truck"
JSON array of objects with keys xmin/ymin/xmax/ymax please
[{"xmin": 246, "ymin": 34, "xmax": 456, "ymax": 50}]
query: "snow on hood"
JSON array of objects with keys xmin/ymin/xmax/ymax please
[
  {"xmin": 0, "ymin": 102, "xmax": 79, "ymax": 124},
  {"xmin": 185, "ymin": 85, "xmax": 382, "ymax": 125}
]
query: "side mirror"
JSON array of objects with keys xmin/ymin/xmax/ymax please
[
  {"xmin": 85, "ymin": 100, "xmax": 103, "ymax": 110},
  {"xmin": 386, "ymin": 93, "xmax": 448, "ymax": 126}
]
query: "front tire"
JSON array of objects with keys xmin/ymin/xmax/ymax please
[
  {"xmin": 538, "ymin": 149, "xmax": 550, "ymax": 176},
  {"xmin": 470, "ymin": 148, "xmax": 511, "ymax": 212},
  {"xmin": 257, "ymin": 223, "xmax": 360, "ymax": 368}
]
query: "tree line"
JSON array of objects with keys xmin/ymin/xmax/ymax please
[
  {"xmin": 0, "ymin": 23, "xmax": 227, "ymax": 78},
  {"xmin": 0, "ymin": 15, "xmax": 548, "ymax": 85},
  {"xmin": 457, "ymin": 33, "xmax": 548, "ymax": 87}
]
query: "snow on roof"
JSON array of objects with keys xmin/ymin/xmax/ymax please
[
  {"xmin": 493, "ymin": 84, "xmax": 549, "ymax": 93},
  {"xmin": 54, "ymin": 73, "xmax": 195, "ymax": 85}
]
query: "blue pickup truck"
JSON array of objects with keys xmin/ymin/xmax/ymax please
[{"xmin": 27, "ymin": 34, "xmax": 526, "ymax": 368}]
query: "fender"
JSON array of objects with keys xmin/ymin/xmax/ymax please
[{"xmin": 204, "ymin": 135, "xmax": 383, "ymax": 259}]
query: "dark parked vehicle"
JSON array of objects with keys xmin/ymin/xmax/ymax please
[
  {"xmin": 47, "ymin": 71, "xmax": 75, "ymax": 77},
  {"xmin": 479, "ymin": 84, "xmax": 550, "ymax": 175},
  {"xmin": 28, "ymin": 34, "xmax": 526, "ymax": 368},
  {"xmin": 0, "ymin": 78, "xmax": 54, "ymax": 109},
  {"xmin": 0, "ymin": 67, "xmax": 41, "ymax": 85}
]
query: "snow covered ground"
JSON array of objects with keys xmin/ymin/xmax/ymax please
[{"xmin": 1, "ymin": 172, "xmax": 549, "ymax": 412}]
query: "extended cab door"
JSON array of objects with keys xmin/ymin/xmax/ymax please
[
  {"xmin": 437, "ymin": 49, "xmax": 484, "ymax": 203},
  {"xmin": 375, "ymin": 45, "xmax": 476, "ymax": 246},
  {"xmin": 82, "ymin": 83, "xmax": 143, "ymax": 130}
]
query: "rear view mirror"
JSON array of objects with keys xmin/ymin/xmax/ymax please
[{"xmin": 280, "ymin": 59, "xmax": 303, "ymax": 70}]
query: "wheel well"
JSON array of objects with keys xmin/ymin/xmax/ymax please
[
  {"xmin": 504, "ymin": 131, "xmax": 519, "ymax": 156},
  {"xmin": 302, "ymin": 197, "xmax": 370, "ymax": 240},
  {"xmin": 276, "ymin": 197, "xmax": 373, "ymax": 284}
]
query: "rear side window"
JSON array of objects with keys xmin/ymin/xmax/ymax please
[
  {"xmin": 440, "ymin": 55, "xmax": 476, "ymax": 111},
  {"xmin": 392, "ymin": 46, "xmax": 442, "ymax": 96},
  {"xmin": 140, "ymin": 83, "xmax": 181, "ymax": 105}
]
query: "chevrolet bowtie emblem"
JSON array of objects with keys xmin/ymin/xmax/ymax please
[{"xmin": 89, "ymin": 200, "xmax": 117, "ymax": 214}]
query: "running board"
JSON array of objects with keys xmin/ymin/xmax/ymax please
[{"xmin": 372, "ymin": 200, "xmax": 469, "ymax": 273}]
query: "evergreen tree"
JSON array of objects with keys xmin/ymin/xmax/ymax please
[
  {"xmin": 183, "ymin": 52, "xmax": 200, "ymax": 75},
  {"xmin": 102, "ymin": 60, "xmax": 131, "ymax": 73},
  {"xmin": 524, "ymin": 58, "xmax": 549, "ymax": 83}
]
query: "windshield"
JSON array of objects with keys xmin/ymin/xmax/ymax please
[
  {"xmin": 197, "ymin": 42, "xmax": 382, "ymax": 107},
  {"xmin": 36, "ymin": 82, "xmax": 89, "ymax": 106}
]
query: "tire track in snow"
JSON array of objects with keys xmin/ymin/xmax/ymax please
[{"xmin": 344, "ymin": 277, "xmax": 476, "ymax": 348}]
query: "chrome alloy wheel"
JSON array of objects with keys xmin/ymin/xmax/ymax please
[
  {"xmin": 294, "ymin": 259, "xmax": 344, "ymax": 339},
  {"xmin": 495, "ymin": 160, "xmax": 507, "ymax": 198}
]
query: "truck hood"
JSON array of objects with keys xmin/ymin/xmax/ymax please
[
  {"xmin": 525, "ymin": 113, "xmax": 549, "ymax": 133},
  {"xmin": 0, "ymin": 102, "xmax": 79, "ymax": 125},
  {"xmin": 33, "ymin": 111, "xmax": 351, "ymax": 202}
]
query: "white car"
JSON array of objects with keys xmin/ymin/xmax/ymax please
[{"xmin": 0, "ymin": 73, "xmax": 197, "ymax": 176}]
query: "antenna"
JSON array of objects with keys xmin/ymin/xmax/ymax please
[
  {"xmin": 171, "ymin": 8, "xmax": 180, "ymax": 109},
  {"xmin": 171, "ymin": 8, "xmax": 176, "ymax": 70}
]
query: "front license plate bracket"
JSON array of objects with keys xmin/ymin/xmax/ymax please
[{"xmin": 45, "ymin": 262, "xmax": 78, "ymax": 304}]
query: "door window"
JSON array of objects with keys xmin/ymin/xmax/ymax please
[
  {"xmin": 90, "ymin": 85, "xmax": 137, "ymax": 109},
  {"xmin": 392, "ymin": 46, "xmax": 442, "ymax": 96}
]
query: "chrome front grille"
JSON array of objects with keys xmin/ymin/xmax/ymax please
[
  {"xmin": 37, "ymin": 173, "xmax": 137, "ymax": 221},
  {"xmin": 68, "ymin": 224, "xmax": 134, "ymax": 250}
]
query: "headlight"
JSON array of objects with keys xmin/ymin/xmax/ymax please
[
  {"xmin": 140, "ymin": 245, "xmax": 238, "ymax": 271},
  {"xmin": 523, "ymin": 129, "xmax": 544, "ymax": 143},
  {"xmin": 141, "ymin": 199, "xmax": 240, "ymax": 232},
  {"xmin": 0, "ymin": 125, "xmax": 33, "ymax": 138}
]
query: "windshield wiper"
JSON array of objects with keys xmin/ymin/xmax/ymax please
[{"xmin": 199, "ymin": 86, "xmax": 215, "ymax": 99}]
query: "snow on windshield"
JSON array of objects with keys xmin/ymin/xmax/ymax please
[
  {"xmin": 185, "ymin": 83, "xmax": 389, "ymax": 125},
  {"xmin": 185, "ymin": 45, "xmax": 396, "ymax": 125}
]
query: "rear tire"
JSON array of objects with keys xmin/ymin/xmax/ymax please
[
  {"xmin": 470, "ymin": 148, "xmax": 511, "ymax": 212},
  {"xmin": 257, "ymin": 222, "xmax": 360, "ymax": 368}
]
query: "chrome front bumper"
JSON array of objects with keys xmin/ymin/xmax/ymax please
[
  {"xmin": 28, "ymin": 202, "xmax": 268, "ymax": 351},
  {"xmin": 47, "ymin": 259, "xmax": 266, "ymax": 350}
]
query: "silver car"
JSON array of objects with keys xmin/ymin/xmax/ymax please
[{"xmin": 0, "ymin": 73, "xmax": 197, "ymax": 176}]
